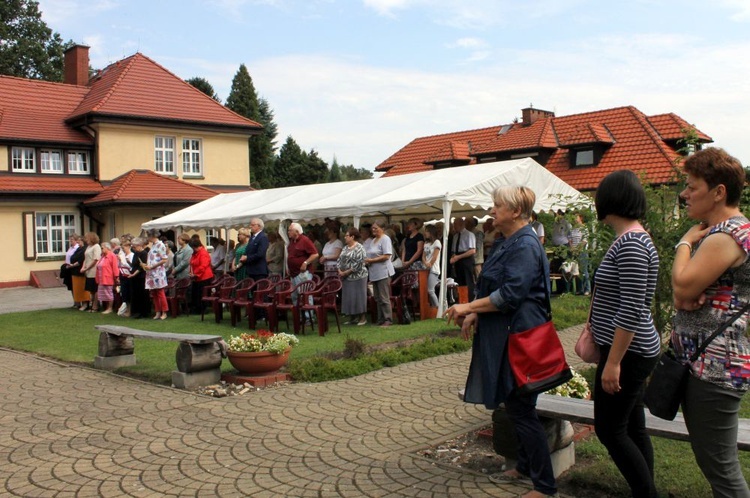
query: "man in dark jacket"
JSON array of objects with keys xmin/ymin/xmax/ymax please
[{"xmin": 245, "ymin": 217, "xmax": 269, "ymax": 281}]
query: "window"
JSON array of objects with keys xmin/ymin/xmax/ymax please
[
  {"xmin": 68, "ymin": 151, "xmax": 90, "ymax": 174},
  {"xmin": 154, "ymin": 136, "xmax": 175, "ymax": 174},
  {"xmin": 574, "ymin": 149, "xmax": 594, "ymax": 167},
  {"xmin": 40, "ymin": 150, "xmax": 63, "ymax": 173},
  {"xmin": 35, "ymin": 213, "xmax": 77, "ymax": 256},
  {"xmin": 182, "ymin": 138, "xmax": 202, "ymax": 176},
  {"xmin": 205, "ymin": 228, "xmax": 219, "ymax": 247},
  {"xmin": 12, "ymin": 147, "xmax": 36, "ymax": 172}
]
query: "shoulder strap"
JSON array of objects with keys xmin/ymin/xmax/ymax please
[{"xmin": 689, "ymin": 302, "xmax": 750, "ymax": 362}]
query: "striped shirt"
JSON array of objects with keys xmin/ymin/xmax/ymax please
[{"xmin": 590, "ymin": 231, "xmax": 661, "ymax": 357}]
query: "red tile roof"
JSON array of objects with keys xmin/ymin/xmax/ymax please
[
  {"xmin": 0, "ymin": 76, "xmax": 92, "ymax": 144},
  {"xmin": 377, "ymin": 126, "xmax": 502, "ymax": 176},
  {"xmin": 647, "ymin": 113, "xmax": 712, "ymax": 142},
  {"xmin": 471, "ymin": 119, "xmax": 558, "ymax": 154},
  {"xmin": 84, "ymin": 170, "xmax": 218, "ymax": 206},
  {"xmin": 0, "ymin": 174, "xmax": 103, "ymax": 195},
  {"xmin": 376, "ymin": 105, "xmax": 712, "ymax": 191},
  {"xmin": 68, "ymin": 53, "xmax": 262, "ymax": 131},
  {"xmin": 558, "ymin": 123, "xmax": 614, "ymax": 147}
]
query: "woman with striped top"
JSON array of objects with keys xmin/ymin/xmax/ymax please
[{"xmin": 591, "ymin": 170, "xmax": 661, "ymax": 498}]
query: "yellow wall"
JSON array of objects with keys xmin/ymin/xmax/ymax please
[
  {"xmin": 0, "ymin": 145, "xmax": 8, "ymax": 171},
  {"xmin": 0, "ymin": 202, "xmax": 81, "ymax": 284},
  {"xmin": 93, "ymin": 123, "xmax": 250, "ymax": 186}
]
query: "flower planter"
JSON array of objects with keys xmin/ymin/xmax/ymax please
[{"xmin": 226, "ymin": 348, "xmax": 291, "ymax": 376}]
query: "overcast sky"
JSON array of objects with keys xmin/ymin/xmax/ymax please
[{"xmin": 38, "ymin": 0, "xmax": 750, "ymax": 171}]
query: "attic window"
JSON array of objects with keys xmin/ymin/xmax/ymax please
[
  {"xmin": 574, "ymin": 149, "xmax": 594, "ymax": 167},
  {"xmin": 11, "ymin": 147, "xmax": 36, "ymax": 173}
]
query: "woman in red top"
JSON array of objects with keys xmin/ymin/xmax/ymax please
[{"xmin": 189, "ymin": 238, "xmax": 214, "ymax": 314}]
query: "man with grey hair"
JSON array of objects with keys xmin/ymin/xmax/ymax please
[
  {"xmin": 287, "ymin": 223, "xmax": 318, "ymax": 279},
  {"xmin": 244, "ymin": 218, "xmax": 269, "ymax": 281}
]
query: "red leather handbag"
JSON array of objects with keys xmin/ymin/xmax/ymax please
[{"xmin": 508, "ymin": 320, "xmax": 573, "ymax": 395}]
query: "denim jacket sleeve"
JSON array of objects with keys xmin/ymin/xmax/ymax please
[{"xmin": 487, "ymin": 235, "xmax": 545, "ymax": 314}]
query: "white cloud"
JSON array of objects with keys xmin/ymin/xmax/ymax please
[
  {"xmin": 37, "ymin": 0, "xmax": 120, "ymax": 26},
  {"xmin": 718, "ymin": 0, "xmax": 750, "ymax": 21},
  {"xmin": 447, "ymin": 37, "xmax": 487, "ymax": 49}
]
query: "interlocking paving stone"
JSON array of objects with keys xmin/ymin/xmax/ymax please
[{"xmin": 0, "ymin": 331, "xmax": 586, "ymax": 497}]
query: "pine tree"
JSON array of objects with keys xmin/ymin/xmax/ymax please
[
  {"xmin": 328, "ymin": 157, "xmax": 343, "ymax": 182},
  {"xmin": 0, "ymin": 0, "xmax": 66, "ymax": 81},
  {"xmin": 185, "ymin": 77, "xmax": 220, "ymax": 102},
  {"xmin": 225, "ymin": 64, "xmax": 279, "ymax": 189},
  {"xmin": 274, "ymin": 136, "xmax": 306, "ymax": 188},
  {"xmin": 252, "ymin": 97, "xmax": 278, "ymax": 188},
  {"xmin": 302, "ymin": 149, "xmax": 330, "ymax": 185},
  {"xmin": 225, "ymin": 64, "xmax": 259, "ymax": 119}
]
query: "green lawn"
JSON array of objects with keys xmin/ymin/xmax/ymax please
[{"xmin": 0, "ymin": 295, "xmax": 591, "ymax": 384}]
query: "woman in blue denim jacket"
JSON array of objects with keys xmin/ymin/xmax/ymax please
[{"xmin": 446, "ymin": 185, "xmax": 555, "ymax": 498}]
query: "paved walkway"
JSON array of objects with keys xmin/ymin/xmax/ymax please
[{"xmin": 0, "ymin": 286, "xmax": 585, "ymax": 497}]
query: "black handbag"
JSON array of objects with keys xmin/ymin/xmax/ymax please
[{"xmin": 644, "ymin": 303, "xmax": 750, "ymax": 420}]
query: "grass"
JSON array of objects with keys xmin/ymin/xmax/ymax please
[{"xmin": 0, "ymin": 294, "xmax": 589, "ymax": 384}]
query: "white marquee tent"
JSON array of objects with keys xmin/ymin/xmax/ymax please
[{"xmin": 143, "ymin": 158, "xmax": 589, "ymax": 314}]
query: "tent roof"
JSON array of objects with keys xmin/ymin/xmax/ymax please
[{"xmin": 142, "ymin": 158, "xmax": 588, "ymax": 231}]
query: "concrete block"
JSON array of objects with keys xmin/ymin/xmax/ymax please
[
  {"xmin": 550, "ymin": 442, "xmax": 575, "ymax": 477},
  {"xmin": 172, "ymin": 368, "xmax": 221, "ymax": 390},
  {"xmin": 94, "ymin": 354, "xmax": 136, "ymax": 369}
]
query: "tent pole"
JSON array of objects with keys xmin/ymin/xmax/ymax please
[
  {"xmin": 438, "ymin": 200, "xmax": 452, "ymax": 317},
  {"xmin": 279, "ymin": 221, "xmax": 289, "ymax": 278}
]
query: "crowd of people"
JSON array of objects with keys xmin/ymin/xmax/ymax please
[{"xmin": 59, "ymin": 214, "xmax": 510, "ymax": 327}]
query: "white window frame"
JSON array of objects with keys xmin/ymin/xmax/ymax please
[
  {"xmin": 182, "ymin": 138, "xmax": 202, "ymax": 176},
  {"xmin": 154, "ymin": 136, "xmax": 175, "ymax": 174},
  {"xmin": 35, "ymin": 213, "xmax": 78, "ymax": 256},
  {"xmin": 67, "ymin": 151, "xmax": 90, "ymax": 174},
  {"xmin": 12, "ymin": 147, "xmax": 36, "ymax": 173},
  {"xmin": 40, "ymin": 149, "xmax": 64, "ymax": 174}
]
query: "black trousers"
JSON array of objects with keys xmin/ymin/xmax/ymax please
[
  {"xmin": 452, "ymin": 257, "xmax": 475, "ymax": 300},
  {"xmin": 594, "ymin": 346, "xmax": 660, "ymax": 498}
]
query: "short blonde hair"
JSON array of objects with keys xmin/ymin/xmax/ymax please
[
  {"xmin": 492, "ymin": 185, "xmax": 536, "ymax": 221},
  {"xmin": 238, "ymin": 228, "xmax": 251, "ymax": 237}
]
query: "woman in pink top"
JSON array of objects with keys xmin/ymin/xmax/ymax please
[{"xmin": 96, "ymin": 242, "xmax": 120, "ymax": 314}]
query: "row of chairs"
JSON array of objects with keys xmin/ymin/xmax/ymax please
[{"xmin": 200, "ymin": 274, "xmax": 343, "ymax": 336}]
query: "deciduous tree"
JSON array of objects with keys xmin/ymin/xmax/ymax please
[
  {"xmin": 0, "ymin": 0, "xmax": 66, "ymax": 81},
  {"xmin": 185, "ymin": 77, "xmax": 220, "ymax": 102}
]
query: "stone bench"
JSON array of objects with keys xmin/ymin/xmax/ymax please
[
  {"xmin": 463, "ymin": 390, "xmax": 750, "ymax": 478},
  {"xmin": 94, "ymin": 325, "xmax": 224, "ymax": 389},
  {"xmin": 532, "ymin": 393, "xmax": 750, "ymax": 451}
]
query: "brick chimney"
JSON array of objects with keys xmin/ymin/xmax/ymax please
[
  {"xmin": 521, "ymin": 106, "xmax": 555, "ymax": 126},
  {"xmin": 63, "ymin": 44, "xmax": 90, "ymax": 86}
]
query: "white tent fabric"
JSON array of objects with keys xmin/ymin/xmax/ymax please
[
  {"xmin": 143, "ymin": 158, "xmax": 587, "ymax": 231},
  {"xmin": 143, "ymin": 158, "xmax": 589, "ymax": 315}
]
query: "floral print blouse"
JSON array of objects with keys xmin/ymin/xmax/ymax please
[
  {"xmin": 672, "ymin": 216, "xmax": 750, "ymax": 391},
  {"xmin": 145, "ymin": 240, "xmax": 169, "ymax": 290}
]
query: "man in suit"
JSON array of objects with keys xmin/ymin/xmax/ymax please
[{"xmin": 244, "ymin": 218, "xmax": 270, "ymax": 281}]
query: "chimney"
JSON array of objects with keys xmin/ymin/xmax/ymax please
[
  {"xmin": 521, "ymin": 106, "xmax": 555, "ymax": 126},
  {"xmin": 64, "ymin": 44, "xmax": 90, "ymax": 86}
]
